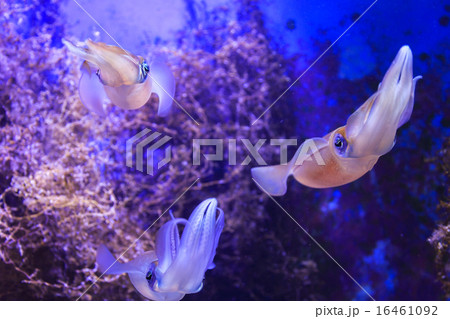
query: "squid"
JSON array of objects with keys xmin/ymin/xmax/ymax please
[
  {"xmin": 62, "ymin": 39, "xmax": 175, "ymax": 116},
  {"xmin": 96, "ymin": 198, "xmax": 225, "ymax": 301},
  {"xmin": 252, "ymin": 45, "xmax": 422, "ymax": 196}
]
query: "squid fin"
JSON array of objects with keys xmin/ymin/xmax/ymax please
[
  {"xmin": 251, "ymin": 163, "xmax": 292, "ymax": 196},
  {"xmin": 96, "ymin": 248, "xmax": 179, "ymax": 301},
  {"xmin": 398, "ymin": 75, "xmax": 422, "ymax": 128},
  {"xmin": 150, "ymin": 60, "xmax": 176, "ymax": 117},
  {"xmin": 79, "ymin": 61, "xmax": 108, "ymax": 115},
  {"xmin": 96, "ymin": 245, "xmax": 156, "ymax": 276},
  {"xmin": 96, "ymin": 244, "xmax": 127, "ymax": 275}
]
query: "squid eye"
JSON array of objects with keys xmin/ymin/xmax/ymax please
[
  {"xmin": 146, "ymin": 262, "xmax": 157, "ymax": 285},
  {"xmin": 139, "ymin": 61, "xmax": 150, "ymax": 82},
  {"xmin": 142, "ymin": 61, "xmax": 149, "ymax": 73},
  {"xmin": 334, "ymin": 133, "xmax": 348, "ymax": 155}
]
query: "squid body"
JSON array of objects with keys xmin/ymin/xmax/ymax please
[
  {"xmin": 252, "ymin": 45, "xmax": 422, "ymax": 196},
  {"xmin": 62, "ymin": 39, "xmax": 175, "ymax": 116},
  {"xmin": 96, "ymin": 198, "xmax": 225, "ymax": 301}
]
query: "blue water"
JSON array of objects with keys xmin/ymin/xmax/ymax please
[{"xmin": 3, "ymin": 0, "xmax": 449, "ymax": 301}]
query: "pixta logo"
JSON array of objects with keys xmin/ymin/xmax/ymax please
[
  {"xmin": 193, "ymin": 138, "xmax": 325, "ymax": 166},
  {"xmin": 126, "ymin": 128, "xmax": 172, "ymax": 175},
  {"xmin": 126, "ymin": 129, "xmax": 326, "ymax": 175}
]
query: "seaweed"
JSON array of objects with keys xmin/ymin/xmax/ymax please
[
  {"xmin": 429, "ymin": 137, "xmax": 450, "ymax": 299},
  {"xmin": 0, "ymin": 0, "xmax": 318, "ymax": 300}
]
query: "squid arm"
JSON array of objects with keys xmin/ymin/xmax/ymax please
[{"xmin": 155, "ymin": 198, "xmax": 225, "ymax": 294}]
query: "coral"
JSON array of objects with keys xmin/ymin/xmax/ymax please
[
  {"xmin": 428, "ymin": 137, "xmax": 450, "ymax": 299},
  {"xmin": 0, "ymin": 0, "xmax": 319, "ymax": 300}
]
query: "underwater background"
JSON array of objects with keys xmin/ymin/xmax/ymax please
[{"xmin": 0, "ymin": 0, "xmax": 449, "ymax": 300}]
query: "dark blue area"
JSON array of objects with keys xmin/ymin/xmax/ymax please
[
  {"xmin": 260, "ymin": 0, "xmax": 449, "ymax": 300},
  {"xmin": 6, "ymin": 0, "xmax": 62, "ymax": 44}
]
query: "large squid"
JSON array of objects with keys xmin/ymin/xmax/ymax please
[
  {"xmin": 252, "ymin": 45, "xmax": 422, "ymax": 196},
  {"xmin": 62, "ymin": 39, "xmax": 175, "ymax": 116},
  {"xmin": 96, "ymin": 198, "xmax": 225, "ymax": 301}
]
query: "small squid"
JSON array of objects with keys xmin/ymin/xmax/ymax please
[
  {"xmin": 62, "ymin": 39, "xmax": 175, "ymax": 116},
  {"xmin": 252, "ymin": 45, "xmax": 422, "ymax": 196},
  {"xmin": 96, "ymin": 198, "xmax": 225, "ymax": 301}
]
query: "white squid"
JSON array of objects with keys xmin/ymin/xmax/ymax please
[
  {"xmin": 252, "ymin": 45, "xmax": 422, "ymax": 196},
  {"xmin": 96, "ymin": 198, "xmax": 225, "ymax": 301},
  {"xmin": 62, "ymin": 39, "xmax": 175, "ymax": 116}
]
